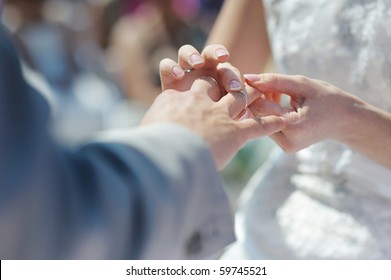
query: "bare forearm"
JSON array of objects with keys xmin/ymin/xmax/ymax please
[
  {"xmin": 342, "ymin": 102, "xmax": 391, "ymax": 170},
  {"xmin": 207, "ymin": 0, "xmax": 271, "ymax": 73}
]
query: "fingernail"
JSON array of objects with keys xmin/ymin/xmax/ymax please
[
  {"xmin": 215, "ymin": 48, "xmax": 229, "ymax": 58},
  {"xmin": 190, "ymin": 54, "xmax": 203, "ymax": 65},
  {"xmin": 243, "ymin": 74, "xmax": 261, "ymax": 83},
  {"xmin": 229, "ymin": 79, "xmax": 242, "ymax": 91},
  {"xmin": 172, "ymin": 66, "xmax": 184, "ymax": 78}
]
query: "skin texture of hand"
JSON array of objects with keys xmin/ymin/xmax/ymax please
[
  {"xmin": 244, "ymin": 73, "xmax": 391, "ymax": 169},
  {"xmin": 244, "ymin": 73, "xmax": 364, "ymax": 150},
  {"xmin": 160, "ymin": 44, "xmax": 244, "ymax": 100},
  {"xmin": 160, "ymin": 44, "xmax": 286, "ymax": 120},
  {"xmin": 141, "ymin": 77, "xmax": 286, "ymax": 170}
]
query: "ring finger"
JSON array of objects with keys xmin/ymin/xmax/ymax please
[{"xmin": 178, "ymin": 44, "xmax": 204, "ymax": 71}]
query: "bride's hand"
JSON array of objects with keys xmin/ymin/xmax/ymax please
[{"xmin": 244, "ymin": 73, "xmax": 365, "ymax": 152}]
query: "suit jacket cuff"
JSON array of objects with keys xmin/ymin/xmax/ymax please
[{"xmin": 94, "ymin": 123, "xmax": 236, "ymax": 259}]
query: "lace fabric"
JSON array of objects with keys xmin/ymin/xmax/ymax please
[{"xmin": 231, "ymin": 0, "xmax": 391, "ymax": 259}]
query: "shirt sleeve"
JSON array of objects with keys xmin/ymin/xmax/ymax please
[{"xmin": 0, "ymin": 25, "xmax": 235, "ymax": 259}]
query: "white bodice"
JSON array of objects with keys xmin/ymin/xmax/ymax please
[
  {"xmin": 232, "ymin": 0, "xmax": 391, "ymax": 259},
  {"xmin": 264, "ymin": 0, "xmax": 391, "ymax": 111}
]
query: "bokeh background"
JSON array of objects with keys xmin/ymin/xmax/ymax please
[{"xmin": 1, "ymin": 0, "xmax": 276, "ymax": 209}]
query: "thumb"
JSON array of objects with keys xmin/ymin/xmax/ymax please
[{"xmin": 238, "ymin": 115, "xmax": 286, "ymax": 140}]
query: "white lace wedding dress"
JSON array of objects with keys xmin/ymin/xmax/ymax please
[{"xmin": 224, "ymin": 0, "xmax": 391, "ymax": 259}]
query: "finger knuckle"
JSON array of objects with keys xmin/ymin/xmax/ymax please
[
  {"xmin": 261, "ymin": 73, "xmax": 281, "ymax": 89},
  {"xmin": 294, "ymin": 75, "xmax": 309, "ymax": 83}
]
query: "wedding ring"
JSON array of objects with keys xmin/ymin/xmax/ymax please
[
  {"xmin": 184, "ymin": 68, "xmax": 194, "ymax": 73},
  {"xmin": 236, "ymin": 90, "xmax": 248, "ymax": 109}
]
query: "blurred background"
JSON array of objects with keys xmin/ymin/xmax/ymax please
[{"xmin": 1, "ymin": 0, "xmax": 275, "ymax": 209}]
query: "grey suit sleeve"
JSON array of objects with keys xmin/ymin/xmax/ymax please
[
  {"xmin": 77, "ymin": 124, "xmax": 236, "ymax": 259},
  {"xmin": 0, "ymin": 26, "xmax": 235, "ymax": 259}
]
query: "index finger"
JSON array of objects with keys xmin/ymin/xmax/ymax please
[{"xmin": 244, "ymin": 73, "xmax": 314, "ymax": 97}]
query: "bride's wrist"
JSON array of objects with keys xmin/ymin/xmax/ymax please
[{"xmin": 334, "ymin": 95, "xmax": 369, "ymax": 146}]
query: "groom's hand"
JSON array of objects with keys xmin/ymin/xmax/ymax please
[
  {"xmin": 142, "ymin": 77, "xmax": 286, "ymax": 169},
  {"xmin": 160, "ymin": 44, "xmax": 287, "ymax": 120}
]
